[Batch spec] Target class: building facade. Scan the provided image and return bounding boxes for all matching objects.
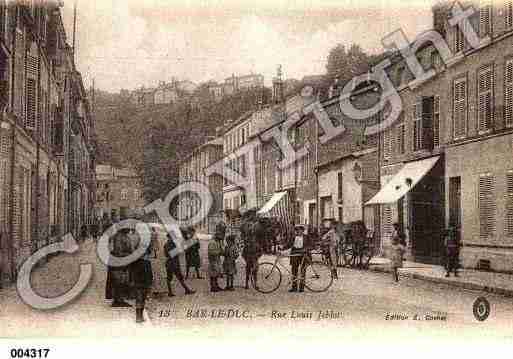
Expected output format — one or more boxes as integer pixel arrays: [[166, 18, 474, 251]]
[[0, 1, 96, 284], [369, 1, 513, 270], [178, 137, 224, 234], [94, 165, 144, 221]]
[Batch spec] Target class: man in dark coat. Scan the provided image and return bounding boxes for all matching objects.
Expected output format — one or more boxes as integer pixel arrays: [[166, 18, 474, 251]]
[[164, 232, 195, 297], [105, 227, 133, 307], [241, 210, 264, 290], [131, 235, 154, 323], [283, 225, 313, 293]]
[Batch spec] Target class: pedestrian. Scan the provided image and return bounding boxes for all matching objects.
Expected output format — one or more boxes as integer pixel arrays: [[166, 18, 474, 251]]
[[392, 223, 406, 246], [164, 232, 195, 297], [130, 232, 154, 323], [149, 227, 167, 296], [106, 226, 132, 307], [185, 227, 203, 279], [223, 235, 239, 291], [444, 224, 460, 277], [283, 225, 312, 293], [390, 235, 406, 283], [208, 222, 226, 292], [321, 219, 339, 279]]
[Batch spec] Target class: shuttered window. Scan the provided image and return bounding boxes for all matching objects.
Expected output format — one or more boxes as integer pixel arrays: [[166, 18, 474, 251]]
[[413, 103, 422, 151], [397, 123, 405, 154], [477, 65, 494, 133], [14, 31, 24, 120], [383, 129, 393, 159], [433, 96, 441, 147], [382, 204, 394, 241], [453, 78, 467, 139], [25, 79, 36, 130], [479, 2, 492, 37], [505, 59, 513, 128], [506, 171, 513, 236], [507, 1, 513, 28], [479, 173, 496, 239], [337, 172, 343, 203], [455, 22, 465, 53]]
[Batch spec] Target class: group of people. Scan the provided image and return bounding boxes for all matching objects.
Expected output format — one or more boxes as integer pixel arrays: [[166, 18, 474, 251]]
[[105, 223, 201, 323]]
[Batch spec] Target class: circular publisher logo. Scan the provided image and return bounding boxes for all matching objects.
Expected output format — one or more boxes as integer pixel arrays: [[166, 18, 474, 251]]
[[473, 297, 490, 322]]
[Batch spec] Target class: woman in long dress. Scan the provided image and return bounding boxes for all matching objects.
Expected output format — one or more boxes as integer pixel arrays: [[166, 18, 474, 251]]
[[149, 227, 168, 296]]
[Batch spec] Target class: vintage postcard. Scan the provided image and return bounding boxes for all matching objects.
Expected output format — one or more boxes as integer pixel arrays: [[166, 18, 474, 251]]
[[1, 0, 513, 355]]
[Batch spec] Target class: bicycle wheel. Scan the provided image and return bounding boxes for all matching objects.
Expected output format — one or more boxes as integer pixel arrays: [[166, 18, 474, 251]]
[[304, 261, 333, 292], [254, 262, 282, 294]]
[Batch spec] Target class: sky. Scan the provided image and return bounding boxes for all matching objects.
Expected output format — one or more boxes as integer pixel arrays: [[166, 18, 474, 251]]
[[61, 0, 437, 93]]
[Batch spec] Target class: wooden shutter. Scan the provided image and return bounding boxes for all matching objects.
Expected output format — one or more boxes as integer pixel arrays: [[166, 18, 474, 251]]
[[507, 2, 513, 28], [422, 96, 434, 150], [14, 31, 24, 120], [396, 123, 405, 154], [506, 171, 513, 236], [413, 103, 422, 151], [25, 78, 36, 130], [337, 172, 343, 203], [453, 78, 467, 139], [479, 174, 496, 239], [505, 60, 513, 128], [433, 96, 441, 147], [478, 66, 494, 133], [479, 3, 492, 36]]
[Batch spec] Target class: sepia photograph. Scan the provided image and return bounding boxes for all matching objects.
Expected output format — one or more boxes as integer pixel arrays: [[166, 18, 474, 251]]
[[1, 0, 513, 355]]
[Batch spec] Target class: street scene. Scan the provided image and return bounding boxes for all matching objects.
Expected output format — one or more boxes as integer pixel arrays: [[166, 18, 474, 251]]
[[1, 0, 513, 346]]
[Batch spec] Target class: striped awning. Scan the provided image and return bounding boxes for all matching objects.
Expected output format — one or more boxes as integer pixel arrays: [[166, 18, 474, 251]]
[[258, 191, 294, 235]]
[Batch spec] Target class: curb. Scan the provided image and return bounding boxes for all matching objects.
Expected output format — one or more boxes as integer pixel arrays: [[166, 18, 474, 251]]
[[368, 265, 513, 298]]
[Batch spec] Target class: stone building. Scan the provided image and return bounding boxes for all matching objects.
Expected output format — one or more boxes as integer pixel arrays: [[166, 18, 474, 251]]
[[178, 137, 224, 234], [367, 1, 513, 270], [94, 165, 144, 221], [0, 1, 96, 284]]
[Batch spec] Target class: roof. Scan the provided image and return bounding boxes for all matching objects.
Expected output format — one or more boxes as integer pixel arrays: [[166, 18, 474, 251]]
[[179, 137, 224, 166]]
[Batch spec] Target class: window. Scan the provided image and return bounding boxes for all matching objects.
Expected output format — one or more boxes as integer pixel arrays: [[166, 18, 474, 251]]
[[383, 129, 393, 159], [121, 189, 128, 201], [26, 79, 37, 130], [507, 1, 513, 28], [507, 171, 513, 236], [433, 96, 441, 147], [397, 123, 405, 154], [133, 189, 140, 200], [453, 77, 467, 139], [477, 65, 494, 133], [505, 59, 513, 128], [413, 103, 422, 151], [455, 20, 466, 53], [479, 173, 496, 239], [479, 2, 492, 37], [337, 172, 343, 203]]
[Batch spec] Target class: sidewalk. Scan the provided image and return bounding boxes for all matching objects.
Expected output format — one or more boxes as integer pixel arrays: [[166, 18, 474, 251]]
[[369, 257, 513, 297]]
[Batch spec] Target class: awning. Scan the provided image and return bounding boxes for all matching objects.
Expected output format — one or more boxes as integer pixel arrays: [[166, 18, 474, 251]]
[[258, 191, 288, 215], [365, 156, 440, 205]]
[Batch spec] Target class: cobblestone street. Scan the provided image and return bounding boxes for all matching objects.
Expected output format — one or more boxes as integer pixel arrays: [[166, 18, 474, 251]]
[[1, 238, 513, 342]]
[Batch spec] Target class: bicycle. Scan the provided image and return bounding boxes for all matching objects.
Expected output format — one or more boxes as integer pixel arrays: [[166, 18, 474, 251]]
[[252, 250, 334, 294], [339, 239, 373, 269]]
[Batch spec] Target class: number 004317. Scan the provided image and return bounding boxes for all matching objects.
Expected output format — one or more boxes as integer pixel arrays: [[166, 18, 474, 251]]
[[10, 349, 50, 358]]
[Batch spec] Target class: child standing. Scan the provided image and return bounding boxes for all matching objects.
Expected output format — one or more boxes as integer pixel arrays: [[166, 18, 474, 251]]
[[390, 236, 406, 282], [223, 235, 239, 291]]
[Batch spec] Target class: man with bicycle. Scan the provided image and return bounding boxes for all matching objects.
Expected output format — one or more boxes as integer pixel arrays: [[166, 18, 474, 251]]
[[281, 225, 312, 293]]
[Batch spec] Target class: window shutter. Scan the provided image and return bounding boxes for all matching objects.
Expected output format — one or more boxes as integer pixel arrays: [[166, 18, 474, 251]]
[[507, 1, 513, 28], [453, 79, 467, 139], [479, 3, 492, 36], [422, 96, 434, 150], [506, 171, 513, 236], [25, 78, 36, 130], [478, 66, 494, 133], [479, 174, 496, 239], [505, 60, 513, 128], [337, 172, 343, 203], [433, 96, 441, 147]]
